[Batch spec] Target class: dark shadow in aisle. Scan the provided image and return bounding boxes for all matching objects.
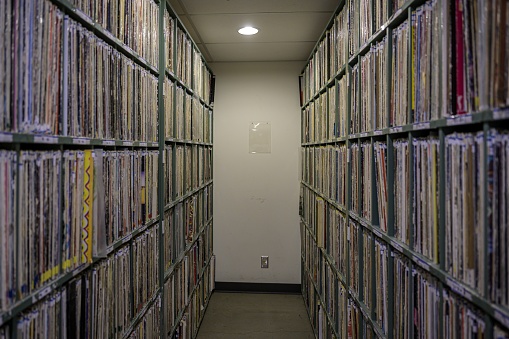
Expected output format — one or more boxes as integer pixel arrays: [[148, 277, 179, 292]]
[[196, 292, 315, 339]]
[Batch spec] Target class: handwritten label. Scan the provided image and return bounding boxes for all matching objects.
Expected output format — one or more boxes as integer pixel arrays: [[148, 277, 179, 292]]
[[106, 245, 114, 254], [495, 310, 509, 329], [374, 130, 383, 136], [139, 142, 147, 147], [102, 140, 115, 146], [392, 241, 403, 253], [413, 256, 430, 271], [73, 138, 90, 145], [447, 115, 472, 126], [494, 109, 509, 120], [34, 136, 58, 144], [123, 141, 134, 146], [0, 134, 13, 142], [39, 286, 52, 299], [447, 277, 467, 298], [413, 122, 430, 130], [360, 132, 368, 138], [390, 126, 403, 133]]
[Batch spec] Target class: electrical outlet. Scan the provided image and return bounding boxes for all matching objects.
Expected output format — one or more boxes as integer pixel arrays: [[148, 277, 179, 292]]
[[261, 256, 269, 268]]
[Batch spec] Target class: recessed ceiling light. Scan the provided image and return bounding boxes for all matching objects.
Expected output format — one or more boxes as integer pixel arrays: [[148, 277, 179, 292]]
[[238, 26, 258, 35]]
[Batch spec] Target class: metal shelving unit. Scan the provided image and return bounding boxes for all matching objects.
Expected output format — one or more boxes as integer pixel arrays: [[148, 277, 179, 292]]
[[0, 0, 215, 337], [299, 0, 509, 338]]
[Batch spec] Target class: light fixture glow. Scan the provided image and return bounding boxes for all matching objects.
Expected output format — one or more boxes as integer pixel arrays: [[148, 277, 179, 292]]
[[238, 26, 258, 35]]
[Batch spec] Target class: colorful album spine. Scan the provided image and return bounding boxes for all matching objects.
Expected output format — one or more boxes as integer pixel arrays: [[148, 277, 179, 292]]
[[454, 0, 467, 114], [82, 150, 93, 264]]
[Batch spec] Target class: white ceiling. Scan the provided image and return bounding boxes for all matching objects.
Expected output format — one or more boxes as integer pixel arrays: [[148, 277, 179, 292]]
[[168, 0, 338, 64]]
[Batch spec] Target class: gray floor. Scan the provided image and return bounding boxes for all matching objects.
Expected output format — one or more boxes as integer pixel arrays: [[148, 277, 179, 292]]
[[196, 292, 315, 339]]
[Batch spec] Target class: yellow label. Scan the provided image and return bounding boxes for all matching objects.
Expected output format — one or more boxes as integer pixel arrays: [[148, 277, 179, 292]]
[[42, 269, 52, 283], [63, 259, 71, 270], [82, 150, 94, 264]]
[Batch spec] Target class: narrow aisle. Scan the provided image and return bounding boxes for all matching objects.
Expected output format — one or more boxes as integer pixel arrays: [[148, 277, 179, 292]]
[[196, 292, 315, 339]]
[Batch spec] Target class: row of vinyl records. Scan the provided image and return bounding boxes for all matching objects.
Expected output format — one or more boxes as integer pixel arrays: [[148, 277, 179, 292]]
[[0, 0, 214, 138], [301, 223, 509, 339], [166, 16, 213, 101], [301, 128, 509, 309], [61, 0, 159, 66], [301, 0, 509, 133], [33, 0, 214, 101], [166, 226, 214, 336], [302, 129, 509, 294], [0, 225, 214, 339], [168, 145, 213, 201], [164, 80, 214, 143], [0, 146, 212, 311]]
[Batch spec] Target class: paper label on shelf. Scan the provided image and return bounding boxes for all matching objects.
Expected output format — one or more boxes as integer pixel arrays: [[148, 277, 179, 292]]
[[494, 109, 509, 120], [390, 126, 403, 133], [34, 136, 58, 144], [495, 310, 509, 329], [124, 45, 135, 56], [152, 142, 158, 147], [75, 9, 92, 24], [73, 266, 84, 277], [413, 122, 430, 130], [349, 134, 355, 139], [392, 241, 403, 253], [0, 134, 13, 142], [39, 286, 52, 300], [1, 311, 11, 323], [372, 228, 382, 238], [374, 130, 383, 136], [123, 141, 134, 146], [73, 138, 90, 145], [102, 140, 115, 146], [139, 142, 147, 147], [413, 256, 430, 271], [102, 28, 116, 42], [360, 132, 368, 138], [447, 277, 467, 298], [447, 115, 472, 126]]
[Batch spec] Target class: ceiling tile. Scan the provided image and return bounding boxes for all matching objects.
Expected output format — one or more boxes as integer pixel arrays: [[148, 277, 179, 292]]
[[173, 0, 337, 14], [177, 16, 203, 44], [196, 43, 214, 62], [206, 42, 316, 62], [167, 0, 186, 15], [191, 12, 332, 43]]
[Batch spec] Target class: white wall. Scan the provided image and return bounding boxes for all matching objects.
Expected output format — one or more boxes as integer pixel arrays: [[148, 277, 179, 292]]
[[210, 61, 302, 284]]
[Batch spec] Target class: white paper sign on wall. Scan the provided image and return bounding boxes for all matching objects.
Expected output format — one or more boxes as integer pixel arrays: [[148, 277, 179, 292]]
[[249, 121, 271, 154]]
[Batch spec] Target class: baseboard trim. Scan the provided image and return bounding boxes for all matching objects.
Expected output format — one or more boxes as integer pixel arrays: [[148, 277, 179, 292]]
[[214, 282, 301, 294]]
